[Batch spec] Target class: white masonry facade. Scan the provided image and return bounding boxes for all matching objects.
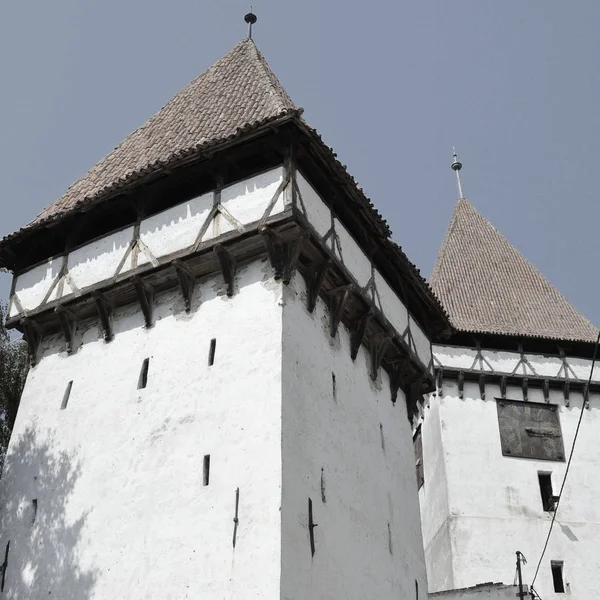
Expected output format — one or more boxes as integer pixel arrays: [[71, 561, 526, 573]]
[[0, 155, 440, 598], [420, 344, 600, 599], [421, 198, 600, 599]]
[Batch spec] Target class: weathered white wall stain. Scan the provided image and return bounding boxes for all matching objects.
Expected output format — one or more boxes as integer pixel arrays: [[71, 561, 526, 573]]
[[281, 271, 428, 600], [10, 258, 63, 317], [68, 226, 136, 291], [333, 216, 371, 287], [420, 371, 600, 599], [374, 271, 410, 339], [1, 260, 284, 599], [297, 171, 330, 238], [138, 193, 213, 266]]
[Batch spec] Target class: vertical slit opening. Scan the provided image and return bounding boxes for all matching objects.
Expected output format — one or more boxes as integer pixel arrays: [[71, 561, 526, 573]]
[[320, 468, 326, 503], [415, 580, 419, 599], [31, 499, 38, 525], [538, 472, 555, 511], [380, 423, 385, 451], [203, 455, 210, 486], [1, 541, 9, 592], [208, 339, 216, 366], [60, 381, 73, 410], [308, 498, 316, 557], [387, 522, 393, 555], [414, 425, 424, 489], [138, 358, 150, 389], [332, 372, 336, 401], [551, 561, 565, 593]]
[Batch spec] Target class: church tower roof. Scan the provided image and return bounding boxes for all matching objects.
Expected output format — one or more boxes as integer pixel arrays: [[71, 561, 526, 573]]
[[431, 198, 598, 343], [0, 33, 450, 339], [32, 38, 297, 228]]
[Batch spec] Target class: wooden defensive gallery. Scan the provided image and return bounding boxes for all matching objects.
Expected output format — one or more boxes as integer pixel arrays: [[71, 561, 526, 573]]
[[0, 18, 598, 600]]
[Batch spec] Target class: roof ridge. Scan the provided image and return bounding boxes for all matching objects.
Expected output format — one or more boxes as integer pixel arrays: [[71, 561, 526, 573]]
[[245, 39, 296, 112]]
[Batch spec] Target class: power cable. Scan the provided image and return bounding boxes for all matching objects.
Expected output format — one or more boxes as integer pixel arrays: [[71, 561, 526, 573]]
[[530, 330, 600, 588]]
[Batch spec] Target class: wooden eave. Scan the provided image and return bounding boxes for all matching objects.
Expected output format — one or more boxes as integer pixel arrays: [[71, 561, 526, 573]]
[[2, 115, 449, 340], [436, 329, 598, 361], [13, 205, 434, 418]]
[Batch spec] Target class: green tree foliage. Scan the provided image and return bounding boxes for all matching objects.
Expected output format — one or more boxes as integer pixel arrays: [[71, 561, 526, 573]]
[[0, 304, 29, 468]]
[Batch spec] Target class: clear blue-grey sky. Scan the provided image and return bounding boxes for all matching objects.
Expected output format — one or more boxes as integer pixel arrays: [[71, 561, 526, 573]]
[[1, 1, 599, 325]]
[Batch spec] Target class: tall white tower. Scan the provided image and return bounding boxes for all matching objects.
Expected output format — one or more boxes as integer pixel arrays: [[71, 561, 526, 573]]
[[420, 197, 600, 599], [0, 31, 449, 599]]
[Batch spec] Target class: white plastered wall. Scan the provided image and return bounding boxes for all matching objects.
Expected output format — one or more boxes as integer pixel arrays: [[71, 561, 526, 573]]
[[418, 396, 454, 592], [280, 270, 428, 600], [0, 259, 284, 600], [421, 347, 600, 599], [3, 162, 436, 598]]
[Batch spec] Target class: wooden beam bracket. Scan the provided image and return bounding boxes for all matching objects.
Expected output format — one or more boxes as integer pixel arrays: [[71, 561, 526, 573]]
[[282, 235, 306, 285], [543, 378, 550, 402], [260, 227, 306, 284], [20, 319, 42, 366], [436, 368, 444, 396], [584, 383, 590, 410], [133, 277, 154, 328], [214, 243, 236, 297], [479, 374, 486, 400], [173, 260, 195, 313], [306, 259, 331, 313], [390, 359, 411, 404], [93, 291, 113, 342], [406, 378, 425, 421], [458, 371, 465, 399], [369, 333, 391, 381], [55, 305, 77, 354], [350, 309, 373, 361], [329, 285, 352, 338]]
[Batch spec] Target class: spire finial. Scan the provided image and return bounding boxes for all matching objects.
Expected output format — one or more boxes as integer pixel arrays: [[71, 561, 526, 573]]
[[451, 147, 465, 199], [244, 8, 257, 39]]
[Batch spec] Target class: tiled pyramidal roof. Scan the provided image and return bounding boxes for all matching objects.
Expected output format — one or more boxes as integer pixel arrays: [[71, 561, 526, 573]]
[[32, 38, 297, 227], [431, 199, 598, 343], [1, 35, 447, 331]]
